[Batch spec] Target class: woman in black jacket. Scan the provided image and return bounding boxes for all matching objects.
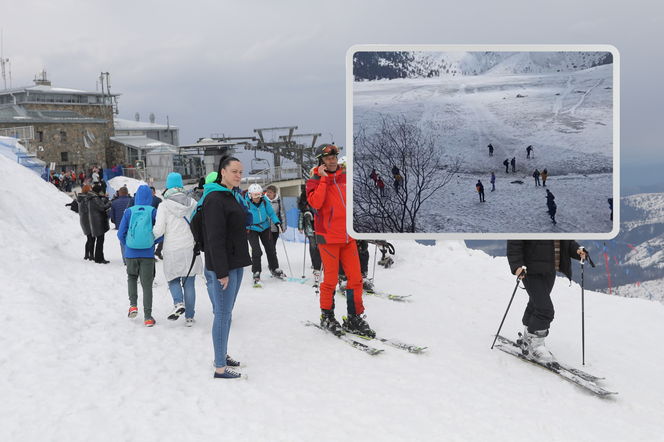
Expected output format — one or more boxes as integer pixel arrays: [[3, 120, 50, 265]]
[[87, 184, 112, 264], [201, 155, 252, 380], [78, 185, 95, 260], [506, 240, 586, 363]]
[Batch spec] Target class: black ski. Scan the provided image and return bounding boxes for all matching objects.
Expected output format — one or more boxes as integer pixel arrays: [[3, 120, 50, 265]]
[[305, 321, 383, 355], [495, 336, 616, 396]]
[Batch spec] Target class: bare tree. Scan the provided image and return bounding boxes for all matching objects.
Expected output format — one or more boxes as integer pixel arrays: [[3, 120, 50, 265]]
[[353, 115, 461, 233]]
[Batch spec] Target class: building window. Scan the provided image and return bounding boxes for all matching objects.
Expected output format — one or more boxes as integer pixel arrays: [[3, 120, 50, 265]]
[[61, 152, 69, 162], [60, 131, 67, 142], [36, 131, 44, 142]]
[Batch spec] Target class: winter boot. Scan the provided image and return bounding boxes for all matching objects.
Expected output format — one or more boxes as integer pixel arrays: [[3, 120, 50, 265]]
[[522, 329, 555, 364], [338, 274, 348, 291], [362, 272, 374, 291], [342, 313, 376, 338], [320, 309, 343, 336], [253, 272, 261, 283], [270, 268, 284, 278]]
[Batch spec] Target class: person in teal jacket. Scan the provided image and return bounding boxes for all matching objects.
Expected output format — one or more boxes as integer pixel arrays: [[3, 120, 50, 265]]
[[245, 183, 283, 282]]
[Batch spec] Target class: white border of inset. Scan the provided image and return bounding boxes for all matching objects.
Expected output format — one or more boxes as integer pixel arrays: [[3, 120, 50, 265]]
[[346, 44, 619, 240]]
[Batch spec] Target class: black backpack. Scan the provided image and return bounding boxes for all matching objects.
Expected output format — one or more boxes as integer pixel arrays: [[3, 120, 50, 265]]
[[189, 205, 205, 255]]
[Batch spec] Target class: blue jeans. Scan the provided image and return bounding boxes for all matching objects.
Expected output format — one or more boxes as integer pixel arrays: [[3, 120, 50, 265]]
[[168, 276, 196, 319], [207, 267, 244, 368]]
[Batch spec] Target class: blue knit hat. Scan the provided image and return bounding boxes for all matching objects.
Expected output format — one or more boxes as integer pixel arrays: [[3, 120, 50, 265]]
[[166, 172, 183, 189]]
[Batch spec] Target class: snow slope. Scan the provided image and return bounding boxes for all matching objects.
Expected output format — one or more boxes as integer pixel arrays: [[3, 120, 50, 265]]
[[352, 64, 614, 235], [2, 154, 663, 442]]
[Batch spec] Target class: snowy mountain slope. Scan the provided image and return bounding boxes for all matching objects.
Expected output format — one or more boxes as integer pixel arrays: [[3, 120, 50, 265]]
[[352, 65, 614, 234], [2, 154, 663, 441]]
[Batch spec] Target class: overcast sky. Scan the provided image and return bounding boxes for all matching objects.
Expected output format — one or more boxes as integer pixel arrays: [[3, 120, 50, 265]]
[[2, 1, 662, 176]]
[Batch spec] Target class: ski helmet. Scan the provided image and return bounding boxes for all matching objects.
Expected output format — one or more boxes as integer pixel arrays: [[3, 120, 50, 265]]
[[338, 156, 347, 165], [248, 183, 263, 195], [315, 143, 339, 160]]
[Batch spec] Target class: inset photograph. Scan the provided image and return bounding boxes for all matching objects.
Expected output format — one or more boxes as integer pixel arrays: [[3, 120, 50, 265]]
[[347, 45, 619, 239]]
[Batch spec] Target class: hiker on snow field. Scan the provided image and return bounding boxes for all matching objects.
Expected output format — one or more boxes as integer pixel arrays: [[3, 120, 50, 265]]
[[200, 155, 252, 379], [118, 184, 163, 327], [533, 169, 541, 186], [306, 143, 375, 338], [153, 172, 203, 327], [503, 158, 510, 173], [511, 157, 516, 172], [245, 183, 284, 284], [476, 180, 485, 202], [506, 240, 586, 363], [541, 168, 548, 187], [546, 189, 556, 225], [490, 172, 496, 191], [526, 145, 533, 159], [488, 143, 494, 156], [78, 184, 95, 261], [110, 186, 131, 265]]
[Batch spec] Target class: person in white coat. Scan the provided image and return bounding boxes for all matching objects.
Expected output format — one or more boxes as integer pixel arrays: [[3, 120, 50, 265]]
[[265, 185, 287, 246], [153, 172, 203, 326]]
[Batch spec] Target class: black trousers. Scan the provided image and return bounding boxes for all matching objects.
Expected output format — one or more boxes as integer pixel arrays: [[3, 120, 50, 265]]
[[308, 237, 322, 271], [249, 229, 279, 273], [94, 234, 106, 262], [85, 235, 96, 259], [522, 272, 556, 332]]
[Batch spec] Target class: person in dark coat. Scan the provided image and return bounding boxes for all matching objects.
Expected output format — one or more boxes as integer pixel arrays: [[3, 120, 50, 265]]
[[200, 155, 252, 379], [88, 184, 112, 264], [488, 143, 494, 156], [476, 180, 485, 202], [506, 240, 586, 363], [110, 186, 132, 265], [608, 198, 613, 221], [510, 157, 516, 172], [503, 158, 509, 173], [78, 185, 94, 260], [526, 145, 533, 158], [533, 169, 541, 186], [546, 189, 556, 224]]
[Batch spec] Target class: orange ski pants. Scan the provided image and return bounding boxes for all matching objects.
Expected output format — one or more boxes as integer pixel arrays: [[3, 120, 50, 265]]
[[318, 240, 364, 315]]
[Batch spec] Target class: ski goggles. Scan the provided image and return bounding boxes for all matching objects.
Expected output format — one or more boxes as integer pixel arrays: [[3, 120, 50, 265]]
[[317, 144, 339, 158]]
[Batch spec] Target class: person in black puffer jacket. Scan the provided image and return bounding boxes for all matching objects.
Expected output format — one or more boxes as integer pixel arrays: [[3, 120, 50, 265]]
[[87, 184, 112, 264], [506, 240, 586, 363]]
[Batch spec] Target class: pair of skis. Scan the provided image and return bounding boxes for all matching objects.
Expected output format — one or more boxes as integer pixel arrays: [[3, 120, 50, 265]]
[[494, 335, 617, 396], [305, 320, 426, 354], [253, 274, 309, 288]]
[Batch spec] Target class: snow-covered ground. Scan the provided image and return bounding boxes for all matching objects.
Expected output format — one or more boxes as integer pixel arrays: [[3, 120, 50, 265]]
[[352, 63, 614, 235], [3, 153, 664, 442]]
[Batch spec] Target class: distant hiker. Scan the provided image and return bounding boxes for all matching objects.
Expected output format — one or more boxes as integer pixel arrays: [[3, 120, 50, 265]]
[[533, 169, 541, 186], [394, 177, 401, 193], [118, 184, 163, 327], [476, 180, 485, 202], [548, 202, 557, 224], [488, 143, 494, 156], [541, 169, 548, 187], [490, 172, 496, 191], [507, 240, 587, 363], [503, 158, 510, 173], [377, 176, 385, 197], [526, 145, 533, 159], [370, 169, 378, 183], [608, 198, 613, 221], [546, 189, 555, 207], [511, 157, 516, 172], [392, 165, 401, 178]]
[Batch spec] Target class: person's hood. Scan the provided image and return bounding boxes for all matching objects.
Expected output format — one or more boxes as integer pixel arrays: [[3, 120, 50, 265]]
[[135, 185, 153, 206], [163, 193, 194, 216]]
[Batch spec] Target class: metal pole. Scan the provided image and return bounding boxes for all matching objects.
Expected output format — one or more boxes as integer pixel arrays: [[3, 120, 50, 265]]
[[278, 225, 293, 277], [582, 258, 586, 366], [302, 235, 307, 278], [491, 267, 526, 350]]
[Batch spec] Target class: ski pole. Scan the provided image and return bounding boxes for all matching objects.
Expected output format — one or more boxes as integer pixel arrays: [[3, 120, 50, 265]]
[[579, 247, 595, 366], [372, 243, 379, 280], [302, 235, 307, 279], [491, 266, 526, 350], [278, 225, 293, 277]]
